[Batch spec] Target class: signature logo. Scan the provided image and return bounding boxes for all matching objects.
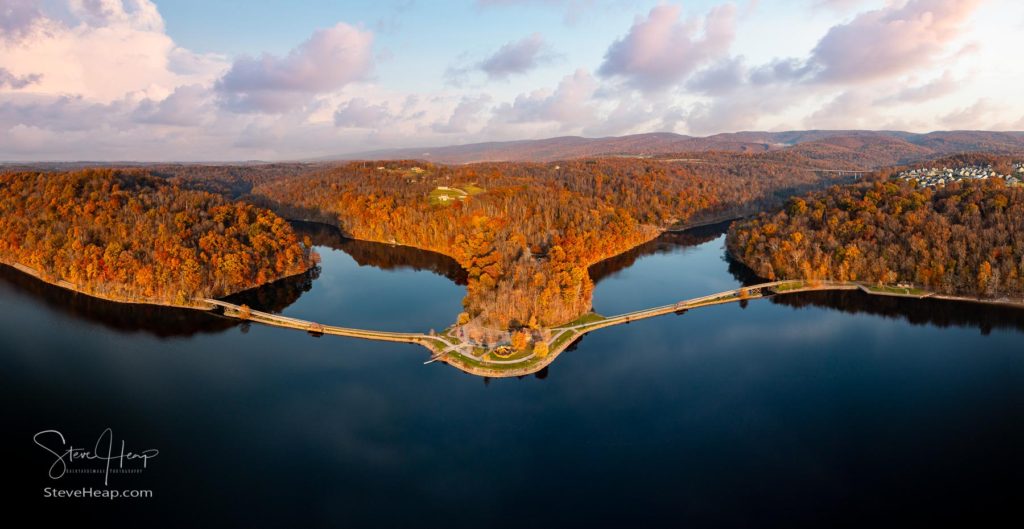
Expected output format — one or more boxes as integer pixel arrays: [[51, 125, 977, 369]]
[[33, 428, 159, 486]]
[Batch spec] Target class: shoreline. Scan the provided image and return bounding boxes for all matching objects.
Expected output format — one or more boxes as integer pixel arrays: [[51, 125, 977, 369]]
[[5, 223, 1024, 380], [0, 259, 316, 312], [436, 279, 1024, 378]]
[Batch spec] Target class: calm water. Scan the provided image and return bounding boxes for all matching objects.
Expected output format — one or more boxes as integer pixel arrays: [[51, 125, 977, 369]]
[[2, 222, 1022, 528]]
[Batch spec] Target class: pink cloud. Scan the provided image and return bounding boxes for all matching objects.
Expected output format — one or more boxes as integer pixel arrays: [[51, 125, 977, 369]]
[[812, 0, 868, 11], [68, 0, 164, 31], [493, 68, 597, 125], [687, 57, 745, 94], [133, 84, 210, 127], [809, 0, 984, 83], [598, 4, 736, 92], [333, 97, 394, 128], [216, 23, 374, 113], [881, 71, 958, 104], [479, 33, 553, 79], [475, 0, 597, 25], [433, 95, 492, 133], [0, 1, 225, 102], [0, 0, 42, 41], [0, 67, 41, 89]]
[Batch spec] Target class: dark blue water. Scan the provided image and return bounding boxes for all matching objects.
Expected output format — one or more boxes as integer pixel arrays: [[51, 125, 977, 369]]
[[2, 222, 1022, 528]]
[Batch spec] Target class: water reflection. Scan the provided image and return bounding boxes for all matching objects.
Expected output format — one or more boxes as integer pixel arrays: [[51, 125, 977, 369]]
[[772, 290, 1024, 335], [293, 221, 467, 285], [0, 221, 467, 338], [721, 242, 1024, 335], [3, 216, 1023, 342], [0, 264, 234, 338], [592, 219, 1024, 336], [589, 220, 728, 284], [224, 267, 320, 313]]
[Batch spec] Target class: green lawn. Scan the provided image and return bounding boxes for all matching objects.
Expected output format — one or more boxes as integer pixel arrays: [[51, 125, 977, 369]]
[[773, 280, 808, 292], [865, 284, 929, 296], [463, 183, 486, 195], [449, 349, 538, 372], [560, 312, 606, 328], [428, 185, 486, 206], [485, 347, 533, 362], [548, 330, 577, 352]]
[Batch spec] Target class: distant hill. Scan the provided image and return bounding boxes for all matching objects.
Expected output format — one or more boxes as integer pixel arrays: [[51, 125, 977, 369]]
[[331, 130, 1024, 168]]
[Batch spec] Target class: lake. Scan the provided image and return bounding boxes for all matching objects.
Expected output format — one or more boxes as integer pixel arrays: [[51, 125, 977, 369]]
[[2, 221, 1022, 528]]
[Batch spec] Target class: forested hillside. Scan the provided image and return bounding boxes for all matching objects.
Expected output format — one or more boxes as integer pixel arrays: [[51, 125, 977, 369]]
[[0, 169, 313, 305], [728, 179, 1024, 298], [249, 156, 844, 329], [334, 130, 1024, 166]]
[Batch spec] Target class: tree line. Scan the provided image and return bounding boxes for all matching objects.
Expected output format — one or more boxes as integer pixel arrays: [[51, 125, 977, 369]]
[[728, 178, 1024, 298], [0, 169, 314, 305], [242, 155, 846, 329]]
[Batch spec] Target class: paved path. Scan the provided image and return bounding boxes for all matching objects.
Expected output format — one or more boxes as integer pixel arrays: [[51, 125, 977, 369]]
[[201, 298, 447, 349], [199, 279, 980, 377]]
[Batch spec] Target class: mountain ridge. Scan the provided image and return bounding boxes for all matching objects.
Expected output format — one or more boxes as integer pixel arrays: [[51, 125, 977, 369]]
[[327, 130, 1024, 168]]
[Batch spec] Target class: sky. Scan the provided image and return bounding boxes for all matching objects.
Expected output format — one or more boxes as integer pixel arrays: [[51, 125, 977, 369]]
[[1, 0, 1023, 161]]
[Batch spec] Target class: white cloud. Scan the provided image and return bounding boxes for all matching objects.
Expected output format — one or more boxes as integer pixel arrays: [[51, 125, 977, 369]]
[[0, 0, 226, 102], [598, 4, 736, 92], [333, 97, 394, 128], [492, 68, 597, 126], [479, 33, 554, 79], [432, 95, 492, 133], [215, 23, 375, 113], [1, 0, 1023, 161], [0, 68, 41, 89]]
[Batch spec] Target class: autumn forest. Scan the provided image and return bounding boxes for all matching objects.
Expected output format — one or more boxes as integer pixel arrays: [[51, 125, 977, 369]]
[[2, 147, 1023, 330], [0, 169, 313, 306]]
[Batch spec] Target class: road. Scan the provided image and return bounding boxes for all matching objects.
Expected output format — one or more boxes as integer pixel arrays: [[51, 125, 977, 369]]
[[199, 279, 964, 378]]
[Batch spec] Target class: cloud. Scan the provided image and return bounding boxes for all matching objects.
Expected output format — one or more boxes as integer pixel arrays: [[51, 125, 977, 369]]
[[940, 98, 1002, 130], [1, 0, 1022, 160], [67, 0, 164, 31], [475, 0, 597, 25], [0, 94, 129, 133], [216, 23, 374, 113], [0, 0, 42, 41], [333, 97, 394, 128], [749, 58, 815, 85], [0, 0, 226, 102], [687, 57, 745, 94], [492, 68, 597, 126], [432, 95, 492, 133], [445, 33, 556, 85], [804, 90, 876, 129], [0, 68, 41, 89], [880, 71, 958, 104], [806, 0, 983, 84], [812, 0, 867, 11], [598, 4, 736, 92], [669, 0, 990, 135], [479, 33, 553, 79], [582, 95, 660, 136], [132, 84, 211, 126]]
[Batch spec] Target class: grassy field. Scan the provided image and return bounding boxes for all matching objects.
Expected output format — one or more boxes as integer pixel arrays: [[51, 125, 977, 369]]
[[560, 312, 606, 328], [485, 347, 534, 362], [449, 349, 538, 372], [428, 184, 485, 206], [548, 330, 578, 352], [773, 280, 808, 292], [864, 284, 930, 296]]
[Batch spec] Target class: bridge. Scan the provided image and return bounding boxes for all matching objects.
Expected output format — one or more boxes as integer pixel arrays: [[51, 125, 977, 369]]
[[566, 280, 860, 333], [198, 279, 937, 378], [201, 298, 447, 349]]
